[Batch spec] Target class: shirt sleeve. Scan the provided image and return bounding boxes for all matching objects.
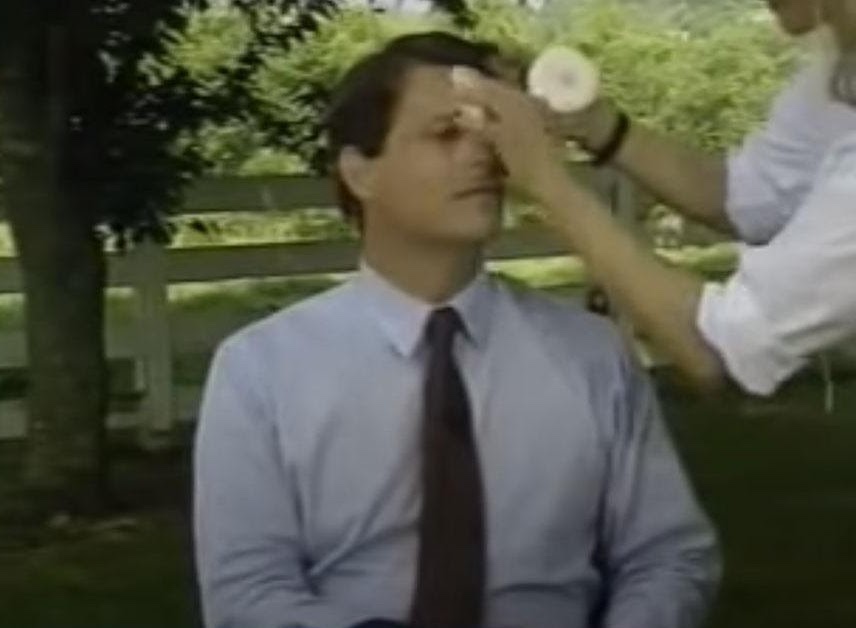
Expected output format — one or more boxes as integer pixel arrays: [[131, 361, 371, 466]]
[[725, 60, 835, 244], [699, 135, 856, 395], [194, 337, 362, 628], [599, 358, 722, 628], [725, 132, 800, 245], [697, 276, 805, 396]]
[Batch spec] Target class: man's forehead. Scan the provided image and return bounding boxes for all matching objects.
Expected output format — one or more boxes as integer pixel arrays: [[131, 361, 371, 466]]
[[395, 65, 460, 123]]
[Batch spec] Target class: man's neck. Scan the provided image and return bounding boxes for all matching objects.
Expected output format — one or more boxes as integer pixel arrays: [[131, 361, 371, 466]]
[[362, 237, 483, 305]]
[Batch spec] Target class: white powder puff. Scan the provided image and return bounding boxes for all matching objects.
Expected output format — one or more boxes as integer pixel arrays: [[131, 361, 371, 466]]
[[527, 46, 600, 113]]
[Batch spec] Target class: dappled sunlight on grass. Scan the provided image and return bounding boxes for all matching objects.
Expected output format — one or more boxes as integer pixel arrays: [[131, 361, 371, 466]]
[[0, 224, 15, 257]]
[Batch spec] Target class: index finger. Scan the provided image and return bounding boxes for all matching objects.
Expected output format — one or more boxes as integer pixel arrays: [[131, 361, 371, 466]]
[[450, 66, 515, 109], [453, 66, 559, 136]]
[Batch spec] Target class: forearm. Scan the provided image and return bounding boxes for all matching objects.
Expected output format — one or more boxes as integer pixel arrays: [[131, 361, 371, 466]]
[[195, 343, 361, 628], [534, 170, 725, 389], [600, 541, 719, 628], [615, 124, 731, 234], [600, 568, 717, 628], [598, 371, 721, 628], [200, 576, 358, 628], [196, 489, 361, 628], [575, 103, 732, 234]]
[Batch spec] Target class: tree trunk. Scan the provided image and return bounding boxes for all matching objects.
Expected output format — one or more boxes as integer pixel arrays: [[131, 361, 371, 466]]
[[0, 7, 109, 515]]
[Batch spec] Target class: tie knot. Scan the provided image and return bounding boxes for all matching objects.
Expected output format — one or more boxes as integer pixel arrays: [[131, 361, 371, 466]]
[[425, 307, 464, 349]]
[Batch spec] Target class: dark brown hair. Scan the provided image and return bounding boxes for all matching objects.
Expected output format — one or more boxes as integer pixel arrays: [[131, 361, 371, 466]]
[[325, 32, 501, 225]]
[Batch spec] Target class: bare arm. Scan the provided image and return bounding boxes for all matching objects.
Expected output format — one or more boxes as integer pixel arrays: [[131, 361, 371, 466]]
[[564, 101, 733, 235], [535, 171, 726, 389], [453, 70, 727, 389]]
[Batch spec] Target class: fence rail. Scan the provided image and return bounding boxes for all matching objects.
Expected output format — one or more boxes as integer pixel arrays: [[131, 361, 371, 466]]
[[0, 170, 637, 443]]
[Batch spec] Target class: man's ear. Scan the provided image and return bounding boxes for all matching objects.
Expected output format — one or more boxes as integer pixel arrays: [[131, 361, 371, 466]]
[[337, 146, 377, 205]]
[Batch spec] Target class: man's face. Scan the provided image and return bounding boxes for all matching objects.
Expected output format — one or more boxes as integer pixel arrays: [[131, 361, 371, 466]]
[[766, 0, 821, 35], [361, 65, 505, 247]]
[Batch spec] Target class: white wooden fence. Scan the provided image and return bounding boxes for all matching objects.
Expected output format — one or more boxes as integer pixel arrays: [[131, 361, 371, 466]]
[[0, 169, 638, 444]]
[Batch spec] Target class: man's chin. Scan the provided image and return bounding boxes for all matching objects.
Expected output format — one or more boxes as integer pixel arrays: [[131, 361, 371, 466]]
[[453, 194, 504, 218], [420, 197, 503, 245], [454, 220, 502, 246], [427, 219, 501, 248], [774, 12, 820, 37]]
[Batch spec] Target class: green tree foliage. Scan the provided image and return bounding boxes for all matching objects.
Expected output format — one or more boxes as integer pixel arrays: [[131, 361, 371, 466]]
[[470, 0, 797, 150], [172, 7, 451, 175], [175, 0, 795, 175], [0, 0, 337, 513]]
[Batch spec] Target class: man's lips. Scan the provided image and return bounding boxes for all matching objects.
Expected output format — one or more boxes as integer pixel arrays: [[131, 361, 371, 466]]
[[453, 184, 503, 199]]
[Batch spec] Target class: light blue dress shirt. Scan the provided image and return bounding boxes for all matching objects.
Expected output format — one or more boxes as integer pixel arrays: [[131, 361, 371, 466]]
[[194, 264, 721, 628]]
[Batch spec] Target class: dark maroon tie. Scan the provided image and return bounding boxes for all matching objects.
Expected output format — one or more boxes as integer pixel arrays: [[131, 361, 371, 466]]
[[409, 307, 486, 628]]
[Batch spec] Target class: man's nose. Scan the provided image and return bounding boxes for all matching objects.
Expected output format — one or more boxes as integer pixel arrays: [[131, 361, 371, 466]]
[[456, 131, 504, 177]]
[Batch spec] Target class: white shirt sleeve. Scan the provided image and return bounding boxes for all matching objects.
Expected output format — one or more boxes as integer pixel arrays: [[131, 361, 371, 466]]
[[725, 58, 855, 244], [699, 134, 856, 395]]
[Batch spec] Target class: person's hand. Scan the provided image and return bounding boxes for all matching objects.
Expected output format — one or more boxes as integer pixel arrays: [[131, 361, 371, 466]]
[[451, 66, 569, 200]]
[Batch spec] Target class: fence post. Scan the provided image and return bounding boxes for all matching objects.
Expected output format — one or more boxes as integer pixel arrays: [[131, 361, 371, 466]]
[[132, 239, 173, 449]]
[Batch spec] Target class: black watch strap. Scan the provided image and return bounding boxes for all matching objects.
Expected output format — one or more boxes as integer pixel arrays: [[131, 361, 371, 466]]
[[591, 111, 630, 167]]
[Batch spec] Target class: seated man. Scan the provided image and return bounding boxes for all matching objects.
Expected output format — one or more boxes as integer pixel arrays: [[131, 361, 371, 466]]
[[193, 32, 721, 628]]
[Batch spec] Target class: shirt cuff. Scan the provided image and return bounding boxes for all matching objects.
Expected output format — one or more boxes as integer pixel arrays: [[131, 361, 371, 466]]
[[697, 277, 805, 396]]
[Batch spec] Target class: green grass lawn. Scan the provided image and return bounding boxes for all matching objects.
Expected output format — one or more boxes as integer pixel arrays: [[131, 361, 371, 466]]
[[661, 375, 856, 628], [0, 512, 196, 628]]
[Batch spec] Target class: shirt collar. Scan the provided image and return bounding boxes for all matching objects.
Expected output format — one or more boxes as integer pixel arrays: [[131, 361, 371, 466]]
[[356, 261, 494, 358]]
